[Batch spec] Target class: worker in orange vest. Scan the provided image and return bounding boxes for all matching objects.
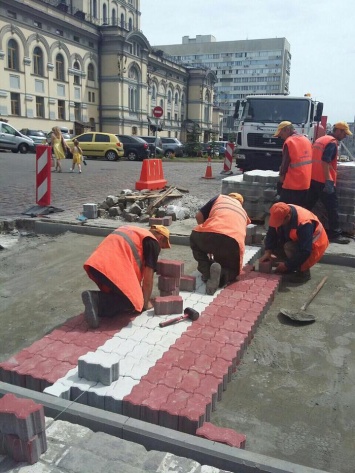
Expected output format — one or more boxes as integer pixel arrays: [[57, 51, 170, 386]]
[[306, 121, 352, 244], [274, 121, 312, 207], [259, 202, 329, 283], [82, 225, 171, 328], [190, 193, 251, 295]]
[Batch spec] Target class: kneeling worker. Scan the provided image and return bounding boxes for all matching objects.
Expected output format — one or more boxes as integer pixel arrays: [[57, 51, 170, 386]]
[[190, 193, 250, 294], [259, 203, 329, 283], [82, 224, 171, 328]]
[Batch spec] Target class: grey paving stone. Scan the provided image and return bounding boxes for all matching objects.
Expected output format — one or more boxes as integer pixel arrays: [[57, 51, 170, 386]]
[[45, 420, 93, 445], [143, 451, 201, 472], [81, 431, 147, 467], [55, 446, 110, 473]]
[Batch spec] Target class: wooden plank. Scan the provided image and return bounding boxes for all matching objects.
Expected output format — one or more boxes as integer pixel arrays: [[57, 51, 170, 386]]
[[147, 186, 176, 214]]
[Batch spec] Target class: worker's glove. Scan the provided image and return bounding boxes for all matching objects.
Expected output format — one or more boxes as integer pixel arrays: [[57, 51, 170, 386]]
[[323, 179, 335, 194], [274, 262, 288, 274]]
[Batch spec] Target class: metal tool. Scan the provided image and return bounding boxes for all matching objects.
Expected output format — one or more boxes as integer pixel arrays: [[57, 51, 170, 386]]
[[280, 276, 328, 322], [159, 307, 199, 328]]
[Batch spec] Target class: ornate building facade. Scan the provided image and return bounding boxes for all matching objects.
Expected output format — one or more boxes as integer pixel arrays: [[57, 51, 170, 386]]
[[0, 0, 219, 140]]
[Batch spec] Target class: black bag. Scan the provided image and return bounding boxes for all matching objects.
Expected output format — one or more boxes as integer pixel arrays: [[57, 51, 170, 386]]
[[65, 148, 73, 160]]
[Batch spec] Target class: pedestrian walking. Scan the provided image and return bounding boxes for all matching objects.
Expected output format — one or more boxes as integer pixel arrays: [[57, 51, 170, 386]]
[[273, 121, 312, 207], [306, 122, 352, 244], [82, 225, 171, 328], [70, 139, 83, 173], [51, 126, 70, 173], [190, 193, 250, 295]]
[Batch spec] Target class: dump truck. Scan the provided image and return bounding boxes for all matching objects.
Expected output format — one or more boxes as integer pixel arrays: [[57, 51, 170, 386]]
[[233, 94, 325, 171]]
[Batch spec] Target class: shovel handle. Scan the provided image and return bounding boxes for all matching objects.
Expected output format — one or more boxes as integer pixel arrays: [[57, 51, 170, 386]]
[[301, 276, 328, 311]]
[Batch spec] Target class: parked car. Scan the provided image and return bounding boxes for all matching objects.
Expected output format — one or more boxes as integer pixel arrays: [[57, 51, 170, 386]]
[[137, 135, 163, 157], [66, 132, 124, 161], [0, 121, 35, 153], [19, 129, 47, 148], [161, 137, 185, 157], [116, 135, 150, 161]]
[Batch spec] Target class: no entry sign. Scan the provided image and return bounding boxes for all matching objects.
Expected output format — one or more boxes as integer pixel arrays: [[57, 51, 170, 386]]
[[153, 106, 163, 118]]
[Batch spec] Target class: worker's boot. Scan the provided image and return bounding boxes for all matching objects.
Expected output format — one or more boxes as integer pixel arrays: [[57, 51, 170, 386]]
[[206, 262, 221, 295], [82, 290, 100, 328], [282, 269, 311, 283]]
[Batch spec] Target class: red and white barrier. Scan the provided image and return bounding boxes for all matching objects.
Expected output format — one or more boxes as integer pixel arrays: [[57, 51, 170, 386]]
[[36, 145, 52, 206], [221, 142, 234, 174]]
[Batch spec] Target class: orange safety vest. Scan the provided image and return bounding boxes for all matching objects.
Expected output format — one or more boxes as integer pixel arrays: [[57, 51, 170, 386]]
[[193, 195, 251, 271], [282, 134, 312, 190], [311, 135, 338, 184], [288, 205, 329, 271], [84, 226, 158, 312]]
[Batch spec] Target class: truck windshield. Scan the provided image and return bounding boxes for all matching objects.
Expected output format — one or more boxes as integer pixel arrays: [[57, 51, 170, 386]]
[[242, 98, 310, 124]]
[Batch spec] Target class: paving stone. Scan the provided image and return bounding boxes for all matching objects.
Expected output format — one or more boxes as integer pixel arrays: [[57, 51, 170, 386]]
[[143, 451, 201, 472], [179, 275, 196, 292], [153, 295, 184, 315], [196, 422, 246, 449], [157, 259, 184, 277], [56, 446, 110, 473], [2, 431, 47, 465], [78, 351, 120, 385]]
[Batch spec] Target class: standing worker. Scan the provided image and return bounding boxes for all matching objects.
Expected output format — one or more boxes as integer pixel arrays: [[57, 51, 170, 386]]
[[82, 225, 171, 328], [190, 193, 250, 295], [259, 202, 329, 283], [274, 121, 313, 207], [306, 122, 352, 244]]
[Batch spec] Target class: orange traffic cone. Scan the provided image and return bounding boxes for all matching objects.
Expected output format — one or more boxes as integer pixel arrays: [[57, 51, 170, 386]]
[[202, 156, 215, 179]]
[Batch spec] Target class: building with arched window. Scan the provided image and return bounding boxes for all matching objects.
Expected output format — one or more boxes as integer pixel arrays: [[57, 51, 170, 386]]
[[0, 0, 220, 140]]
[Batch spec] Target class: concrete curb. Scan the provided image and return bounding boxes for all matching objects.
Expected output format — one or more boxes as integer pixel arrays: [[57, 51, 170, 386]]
[[0, 383, 327, 473]]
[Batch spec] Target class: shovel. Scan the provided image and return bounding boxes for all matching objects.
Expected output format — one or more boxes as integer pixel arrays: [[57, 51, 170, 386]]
[[280, 276, 328, 322]]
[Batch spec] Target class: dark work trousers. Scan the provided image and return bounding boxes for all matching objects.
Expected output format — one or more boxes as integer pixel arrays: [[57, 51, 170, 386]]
[[306, 180, 341, 237], [279, 188, 309, 207], [88, 267, 136, 317], [190, 230, 240, 285]]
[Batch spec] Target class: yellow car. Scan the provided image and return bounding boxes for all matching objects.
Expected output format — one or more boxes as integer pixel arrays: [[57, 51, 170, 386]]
[[67, 132, 124, 161]]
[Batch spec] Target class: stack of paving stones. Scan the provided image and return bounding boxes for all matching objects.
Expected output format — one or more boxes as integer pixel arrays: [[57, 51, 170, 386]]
[[331, 162, 355, 234], [221, 170, 279, 222], [0, 394, 47, 464], [0, 248, 281, 451]]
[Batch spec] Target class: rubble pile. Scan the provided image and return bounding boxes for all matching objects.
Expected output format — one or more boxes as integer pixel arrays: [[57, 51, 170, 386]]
[[221, 170, 279, 222], [95, 186, 206, 223]]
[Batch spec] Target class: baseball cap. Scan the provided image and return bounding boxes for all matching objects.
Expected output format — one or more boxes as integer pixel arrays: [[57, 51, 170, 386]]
[[150, 225, 171, 248], [333, 122, 352, 136], [273, 121, 292, 137], [228, 193, 244, 204], [269, 203, 291, 228]]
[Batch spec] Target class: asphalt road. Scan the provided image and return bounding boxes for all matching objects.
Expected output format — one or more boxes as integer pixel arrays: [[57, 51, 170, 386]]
[[0, 151, 224, 218]]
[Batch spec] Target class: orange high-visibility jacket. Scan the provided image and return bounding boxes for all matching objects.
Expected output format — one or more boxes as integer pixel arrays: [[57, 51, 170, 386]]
[[288, 205, 329, 271], [84, 226, 158, 312], [311, 135, 338, 184], [193, 195, 251, 271], [282, 134, 312, 190]]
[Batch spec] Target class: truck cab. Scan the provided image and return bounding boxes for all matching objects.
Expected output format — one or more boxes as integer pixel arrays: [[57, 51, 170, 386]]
[[234, 94, 324, 171]]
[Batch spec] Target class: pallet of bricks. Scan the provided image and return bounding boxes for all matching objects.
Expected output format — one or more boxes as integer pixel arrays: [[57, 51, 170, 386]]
[[221, 170, 279, 226]]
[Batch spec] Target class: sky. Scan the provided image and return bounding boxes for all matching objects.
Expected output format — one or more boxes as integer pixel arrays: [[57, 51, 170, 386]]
[[140, 0, 355, 124]]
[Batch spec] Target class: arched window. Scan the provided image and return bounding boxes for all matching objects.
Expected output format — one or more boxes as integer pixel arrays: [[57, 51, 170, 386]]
[[73, 60, 80, 85], [174, 92, 179, 105], [88, 63, 95, 81], [167, 90, 172, 104], [33, 46, 44, 76], [112, 8, 116, 25], [55, 53, 65, 81], [181, 94, 185, 106], [120, 13, 125, 28], [92, 0, 97, 18], [160, 99, 164, 109], [8, 39, 19, 71], [128, 18, 133, 31], [128, 66, 139, 112], [103, 3, 108, 24], [151, 84, 156, 100]]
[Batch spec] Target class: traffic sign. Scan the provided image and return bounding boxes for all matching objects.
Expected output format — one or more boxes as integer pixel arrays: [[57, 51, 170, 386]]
[[153, 106, 163, 118]]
